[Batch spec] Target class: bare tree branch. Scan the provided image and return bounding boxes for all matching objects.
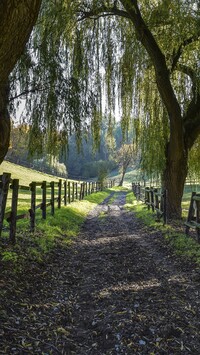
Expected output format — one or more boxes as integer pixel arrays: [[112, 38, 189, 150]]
[[78, 4, 130, 21], [9, 86, 48, 101], [171, 33, 200, 72]]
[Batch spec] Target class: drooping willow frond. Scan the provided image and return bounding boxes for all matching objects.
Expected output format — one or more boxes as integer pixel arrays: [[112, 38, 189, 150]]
[[9, 0, 200, 166]]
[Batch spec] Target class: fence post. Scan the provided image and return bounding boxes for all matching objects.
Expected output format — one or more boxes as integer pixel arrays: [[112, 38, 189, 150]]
[[64, 180, 67, 206], [163, 189, 167, 225], [9, 179, 19, 244], [72, 182, 75, 202], [0, 173, 11, 236], [58, 179, 62, 208], [30, 182, 36, 232], [138, 183, 141, 200], [82, 182, 85, 199], [80, 183, 84, 200], [154, 188, 159, 218], [75, 182, 78, 199], [150, 187, 154, 212], [50, 181, 55, 215], [68, 181, 71, 204], [145, 187, 150, 210], [196, 199, 200, 242], [41, 181, 46, 219]]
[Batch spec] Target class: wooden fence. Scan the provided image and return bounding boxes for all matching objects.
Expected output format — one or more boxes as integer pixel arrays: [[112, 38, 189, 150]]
[[132, 183, 167, 225], [185, 192, 200, 241], [133, 182, 200, 242], [0, 173, 115, 244]]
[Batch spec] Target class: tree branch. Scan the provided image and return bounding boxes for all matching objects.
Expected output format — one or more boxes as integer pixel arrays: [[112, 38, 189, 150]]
[[171, 33, 200, 72], [176, 64, 197, 95], [183, 91, 200, 149], [120, 0, 183, 132], [78, 4, 131, 21], [184, 111, 200, 149], [9, 86, 48, 101]]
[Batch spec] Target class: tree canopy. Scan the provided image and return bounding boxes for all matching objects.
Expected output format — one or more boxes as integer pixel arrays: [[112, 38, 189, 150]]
[[1, 0, 200, 218], [10, 1, 200, 147]]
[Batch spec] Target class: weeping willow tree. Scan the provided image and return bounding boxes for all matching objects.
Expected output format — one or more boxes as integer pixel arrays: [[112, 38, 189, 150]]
[[71, 0, 200, 219], [1, 0, 200, 219]]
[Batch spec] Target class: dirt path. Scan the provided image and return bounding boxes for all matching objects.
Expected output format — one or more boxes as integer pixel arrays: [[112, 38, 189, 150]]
[[1, 191, 200, 354]]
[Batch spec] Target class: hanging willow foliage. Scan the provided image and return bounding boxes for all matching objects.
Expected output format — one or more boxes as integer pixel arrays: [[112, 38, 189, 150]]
[[136, 68, 169, 178], [188, 135, 200, 180], [8, 0, 200, 173]]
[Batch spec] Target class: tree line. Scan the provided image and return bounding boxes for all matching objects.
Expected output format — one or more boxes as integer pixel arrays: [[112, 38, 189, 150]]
[[7, 121, 136, 186]]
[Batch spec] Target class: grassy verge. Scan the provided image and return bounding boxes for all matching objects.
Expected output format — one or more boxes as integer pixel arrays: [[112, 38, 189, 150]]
[[0, 189, 112, 266], [125, 191, 200, 265], [0, 161, 65, 185]]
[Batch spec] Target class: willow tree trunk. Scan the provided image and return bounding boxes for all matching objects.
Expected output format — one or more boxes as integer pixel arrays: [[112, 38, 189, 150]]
[[0, 0, 42, 164], [0, 82, 10, 164], [162, 146, 188, 219]]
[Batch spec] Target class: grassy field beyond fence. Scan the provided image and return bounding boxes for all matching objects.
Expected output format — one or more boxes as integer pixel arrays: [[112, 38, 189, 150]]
[[0, 165, 113, 263]]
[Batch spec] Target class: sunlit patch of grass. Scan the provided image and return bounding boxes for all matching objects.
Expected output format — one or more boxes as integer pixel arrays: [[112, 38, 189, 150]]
[[133, 203, 167, 230], [0, 189, 112, 265], [84, 190, 112, 204], [107, 193, 117, 205], [1, 251, 18, 262], [165, 233, 200, 264], [125, 191, 136, 205], [111, 186, 129, 191], [0, 161, 64, 185], [0, 161, 113, 265], [99, 211, 107, 219]]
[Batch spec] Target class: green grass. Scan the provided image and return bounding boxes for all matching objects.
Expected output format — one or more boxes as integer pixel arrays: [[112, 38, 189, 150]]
[[110, 165, 200, 212], [0, 161, 114, 266], [125, 191, 200, 264], [1, 159, 200, 266], [0, 189, 112, 265], [0, 161, 64, 185]]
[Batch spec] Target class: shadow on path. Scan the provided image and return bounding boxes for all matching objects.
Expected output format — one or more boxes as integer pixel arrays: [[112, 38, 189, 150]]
[[1, 191, 200, 354]]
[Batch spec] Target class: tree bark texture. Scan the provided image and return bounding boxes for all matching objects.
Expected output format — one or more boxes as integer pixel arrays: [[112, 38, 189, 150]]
[[162, 146, 188, 219], [0, 0, 42, 164]]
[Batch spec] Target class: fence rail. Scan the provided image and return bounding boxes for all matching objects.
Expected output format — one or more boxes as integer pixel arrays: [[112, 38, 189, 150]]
[[132, 183, 167, 225], [133, 182, 200, 243], [0, 173, 115, 244]]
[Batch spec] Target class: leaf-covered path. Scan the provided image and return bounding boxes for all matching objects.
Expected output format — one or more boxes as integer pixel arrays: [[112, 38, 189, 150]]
[[1, 191, 200, 354]]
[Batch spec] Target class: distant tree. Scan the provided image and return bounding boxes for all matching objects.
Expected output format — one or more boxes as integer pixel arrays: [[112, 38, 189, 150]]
[[116, 144, 135, 186], [7, 124, 30, 164], [64, 128, 118, 179], [33, 155, 67, 177]]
